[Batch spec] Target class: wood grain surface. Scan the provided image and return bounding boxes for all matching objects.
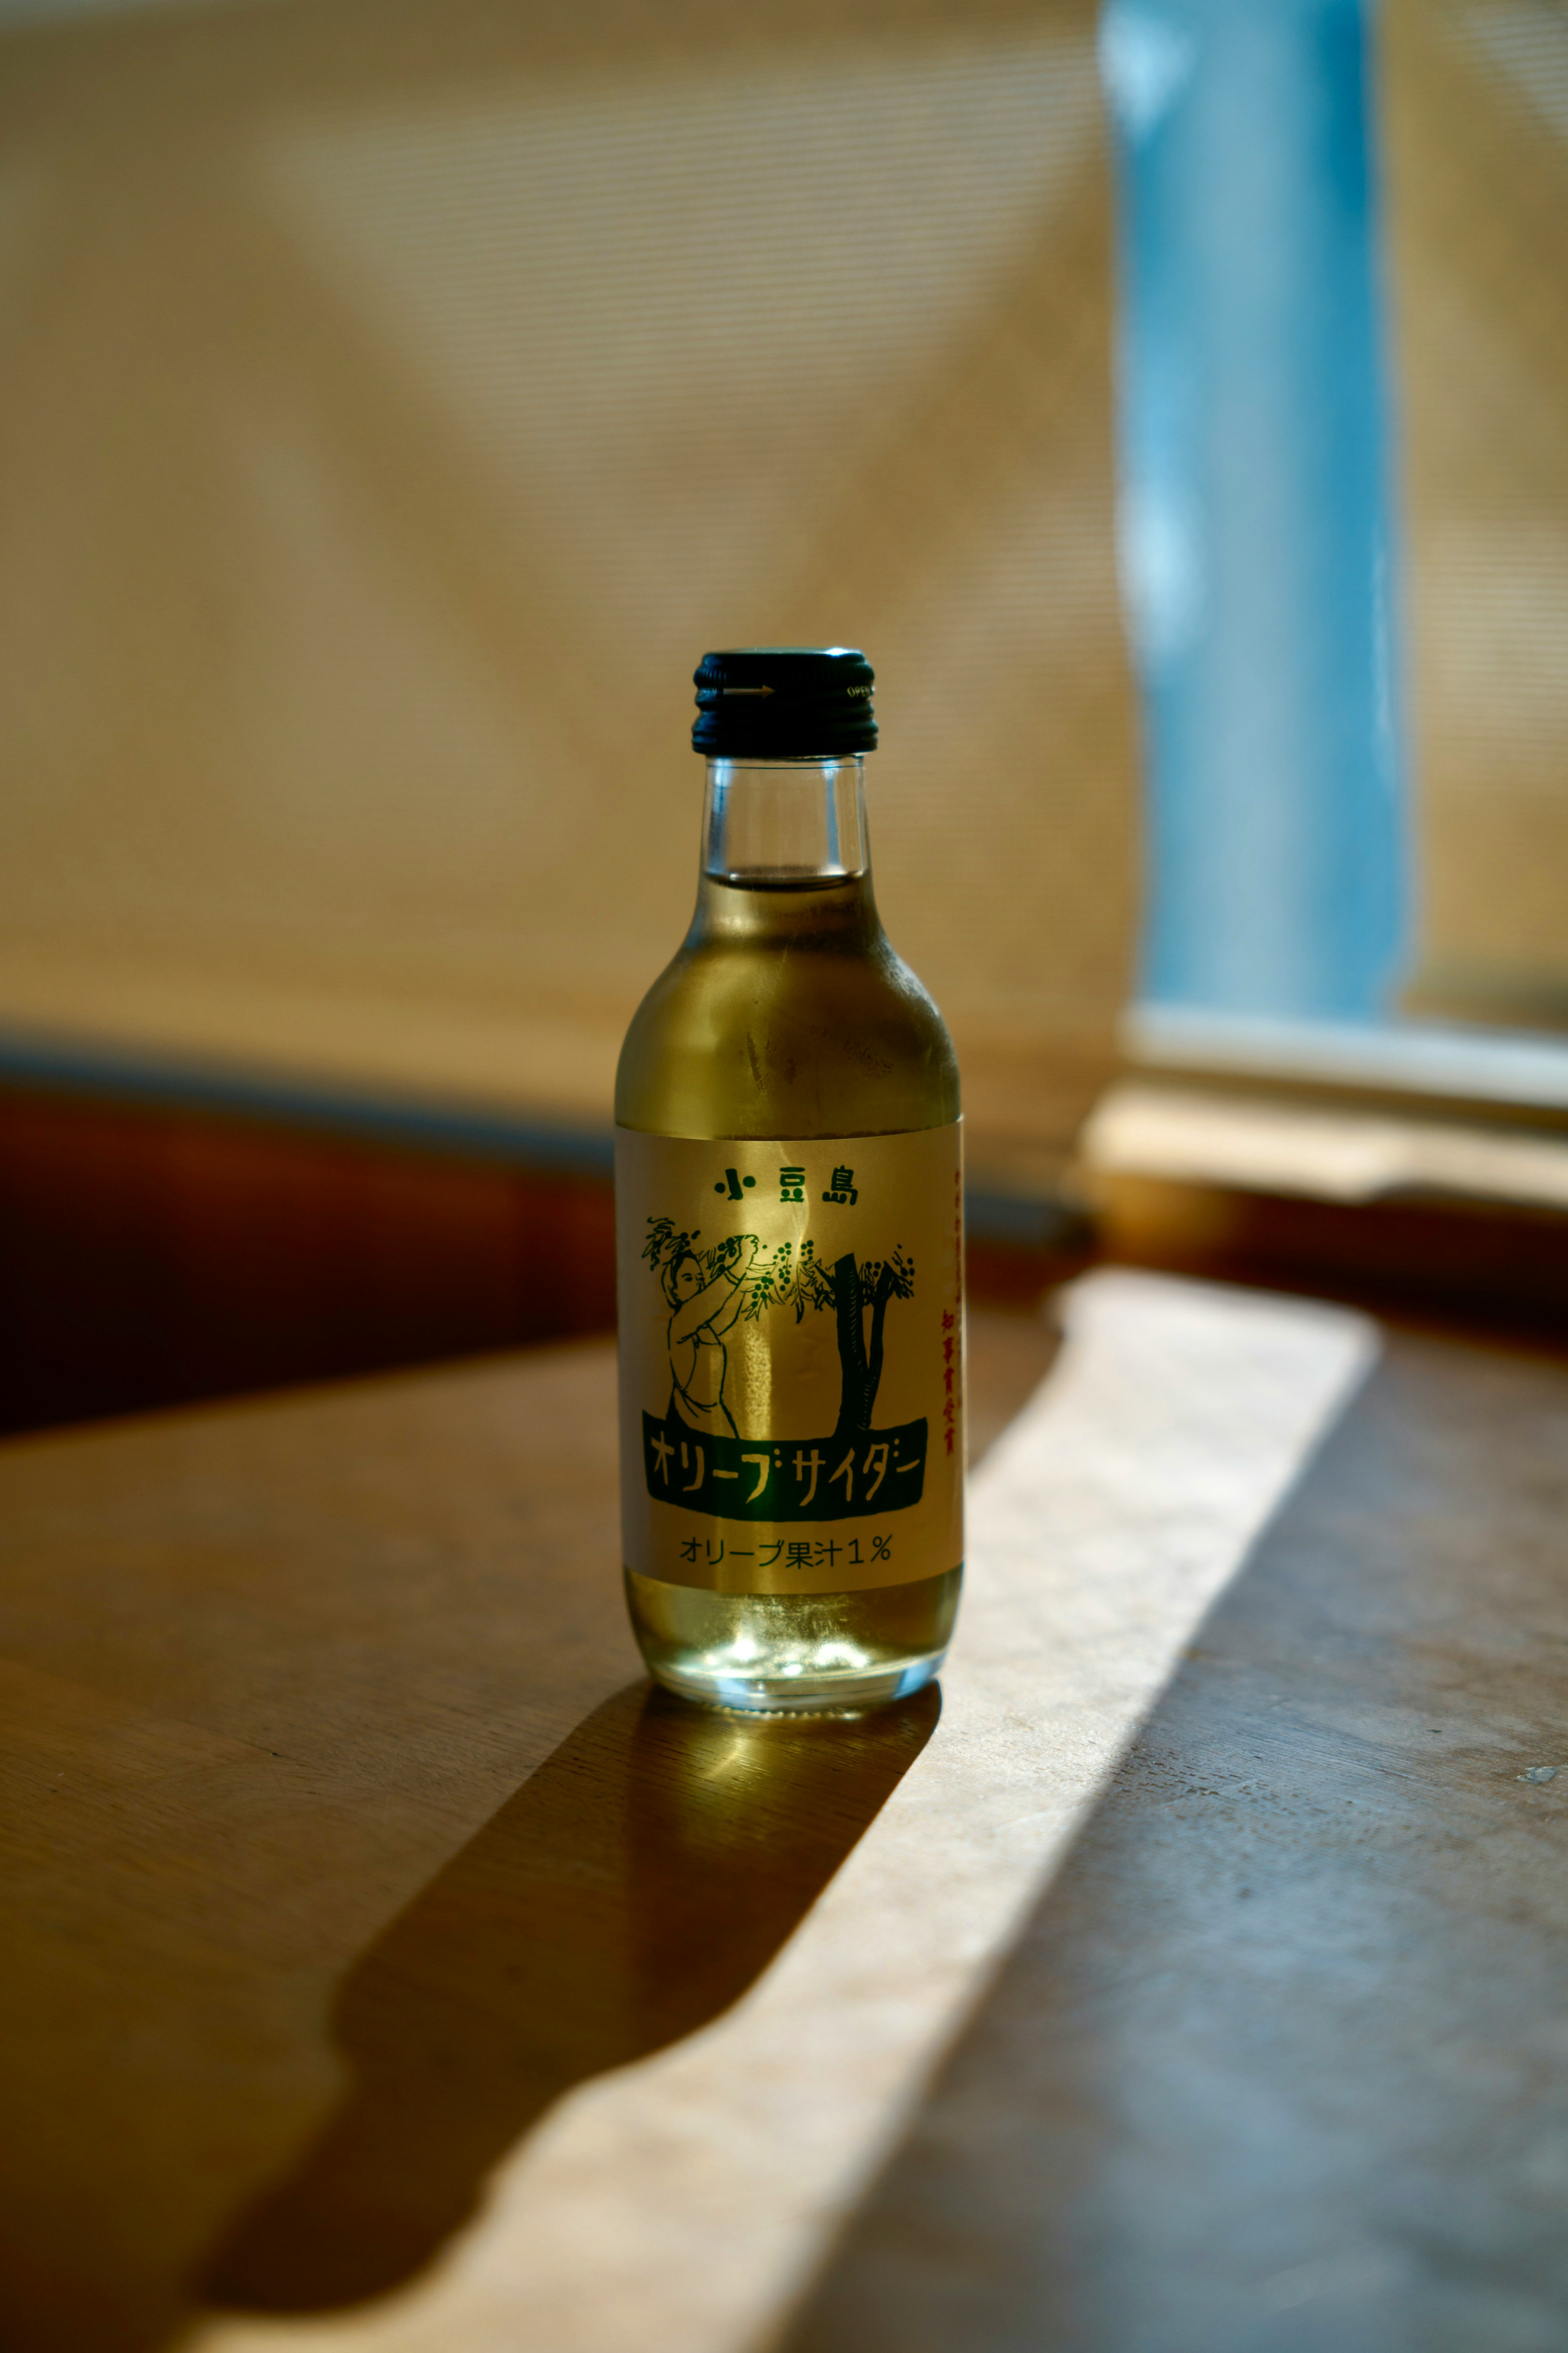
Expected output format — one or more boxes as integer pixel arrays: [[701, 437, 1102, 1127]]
[[0, 1307, 1051, 2353], [5, 1303, 1565, 2353], [784, 1323, 1568, 2353]]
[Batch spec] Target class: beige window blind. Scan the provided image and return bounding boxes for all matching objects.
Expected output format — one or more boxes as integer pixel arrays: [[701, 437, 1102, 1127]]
[[0, 0, 1136, 1188], [1383, 0, 1568, 1035]]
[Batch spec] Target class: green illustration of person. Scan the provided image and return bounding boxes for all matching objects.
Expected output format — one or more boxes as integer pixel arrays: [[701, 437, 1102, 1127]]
[[660, 1232, 758, 1438]]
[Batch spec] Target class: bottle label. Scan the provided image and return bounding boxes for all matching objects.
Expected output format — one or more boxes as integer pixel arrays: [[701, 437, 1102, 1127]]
[[615, 1123, 964, 1595]]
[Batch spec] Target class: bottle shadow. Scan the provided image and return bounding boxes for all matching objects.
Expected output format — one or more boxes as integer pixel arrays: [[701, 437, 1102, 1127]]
[[200, 1678, 939, 2317]]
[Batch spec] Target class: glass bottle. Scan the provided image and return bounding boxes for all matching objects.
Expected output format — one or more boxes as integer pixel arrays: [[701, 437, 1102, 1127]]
[[615, 648, 963, 1714]]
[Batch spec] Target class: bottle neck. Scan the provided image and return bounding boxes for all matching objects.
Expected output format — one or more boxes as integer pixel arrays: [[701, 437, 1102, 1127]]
[[694, 756, 877, 940]]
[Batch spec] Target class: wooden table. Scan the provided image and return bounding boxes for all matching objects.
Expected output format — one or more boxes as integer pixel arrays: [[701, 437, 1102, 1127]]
[[790, 1309, 1568, 2353], [2, 1295, 1566, 2353]]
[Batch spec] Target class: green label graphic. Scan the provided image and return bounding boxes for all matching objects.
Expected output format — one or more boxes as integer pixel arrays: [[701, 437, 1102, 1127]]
[[616, 1125, 964, 1596], [641, 1408, 927, 1519]]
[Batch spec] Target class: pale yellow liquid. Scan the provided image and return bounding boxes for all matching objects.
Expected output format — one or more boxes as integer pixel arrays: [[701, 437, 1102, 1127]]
[[616, 869, 962, 1714]]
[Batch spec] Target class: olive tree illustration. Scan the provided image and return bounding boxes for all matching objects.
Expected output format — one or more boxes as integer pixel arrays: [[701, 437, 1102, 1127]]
[[642, 1217, 714, 1285], [740, 1239, 915, 1436]]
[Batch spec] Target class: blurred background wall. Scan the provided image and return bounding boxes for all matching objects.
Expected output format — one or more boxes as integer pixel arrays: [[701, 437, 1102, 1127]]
[[1, 0, 1566, 1429], [0, 0, 1137, 1190], [1383, 0, 1568, 1033]]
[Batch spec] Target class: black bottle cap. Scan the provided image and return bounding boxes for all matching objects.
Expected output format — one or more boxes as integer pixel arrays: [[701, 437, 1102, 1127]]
[[692, 647, 877, 758]]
